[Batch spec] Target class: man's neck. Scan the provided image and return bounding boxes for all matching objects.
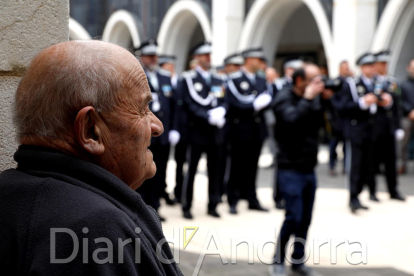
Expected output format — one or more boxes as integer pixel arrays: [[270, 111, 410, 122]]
[[196, 65, 209, 73], [292, 86, 303, 98], [243, 66, 255, 75]]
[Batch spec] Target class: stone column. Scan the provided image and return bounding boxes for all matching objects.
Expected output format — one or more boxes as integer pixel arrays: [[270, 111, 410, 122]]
[[0, 0, 69, 171], [211, 0, 245, 67], [332, 0, 378, 75]]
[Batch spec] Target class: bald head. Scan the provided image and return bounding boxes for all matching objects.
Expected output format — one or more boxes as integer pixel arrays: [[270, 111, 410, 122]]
[[266, 67, 279, 83], [14, 40, 147, 141], [14, 40, 163, 188]]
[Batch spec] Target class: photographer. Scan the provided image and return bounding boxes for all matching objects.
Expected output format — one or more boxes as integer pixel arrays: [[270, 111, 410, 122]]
[[269, 64, 329, 276]]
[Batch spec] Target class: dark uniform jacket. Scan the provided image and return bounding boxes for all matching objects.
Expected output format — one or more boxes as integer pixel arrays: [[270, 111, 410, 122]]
[[273, 88, 324, 173], [400, 77, 414, 117], [225, 70, 268, 142], [180, 69, 227, 145], [373, 75, 400, 137], [0, 146, 182, 275], [335, 76, 376, 144], [146, 69, 175, 145]]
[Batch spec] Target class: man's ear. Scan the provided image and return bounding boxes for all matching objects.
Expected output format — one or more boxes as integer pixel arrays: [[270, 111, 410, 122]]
[[74, 106, 105, 156]]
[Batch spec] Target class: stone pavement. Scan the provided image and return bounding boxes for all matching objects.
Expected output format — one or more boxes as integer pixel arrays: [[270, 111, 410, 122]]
[[159, 144, 414, 276]]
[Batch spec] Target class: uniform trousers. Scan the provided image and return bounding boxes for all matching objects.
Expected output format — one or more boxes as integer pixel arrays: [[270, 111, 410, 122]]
[[345, 138, 376, 201], [137, 144, 170, 211], [373, 134, 398, 196], [174, 142, 188, 202], [181, 143, 221, 212], [227, 140, 263, 206]]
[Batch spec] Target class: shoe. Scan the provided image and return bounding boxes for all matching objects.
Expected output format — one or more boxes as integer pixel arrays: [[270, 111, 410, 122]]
[[398, 165, 406, 175], [268, 264, 286, 276], [369, 194, 380, 202], [183, 210, 193, 219], [349, 199, 369, 213], [207, 209, 221, 218], [229, 205, 237, 214], [390, 193, 405, 201], [329, 169, 336, 177], [291, 265, 322, 276], [275, 200, 285, 210], [249, 203, 269, 212], [158, 214, 166, 222], [163, 194, 176, 206]]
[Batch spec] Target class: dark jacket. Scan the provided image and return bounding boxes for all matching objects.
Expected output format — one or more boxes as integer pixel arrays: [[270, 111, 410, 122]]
[[334, 76, 376, 144], [400, 77, 414, 117], [181, 69, 227, 145], [146, 69, 176, 146], [273, 88, 324, 173], [225, 70, 268, 142], [0, 146, 182, 276]]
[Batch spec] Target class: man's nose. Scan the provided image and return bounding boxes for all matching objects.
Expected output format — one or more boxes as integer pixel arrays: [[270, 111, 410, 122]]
[[150, 113, 164, 137]]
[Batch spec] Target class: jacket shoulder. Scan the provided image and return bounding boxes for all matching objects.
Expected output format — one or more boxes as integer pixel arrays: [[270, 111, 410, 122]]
[[228, 71, 242, 79], [182, 70, 197, 79], [158, 68, 172, 78]]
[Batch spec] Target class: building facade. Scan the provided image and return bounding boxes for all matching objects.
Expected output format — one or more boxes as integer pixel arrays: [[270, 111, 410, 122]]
[[69, 0, 413, 79]]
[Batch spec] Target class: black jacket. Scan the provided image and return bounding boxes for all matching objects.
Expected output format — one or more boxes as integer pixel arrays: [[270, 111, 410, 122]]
[[273, 88, 324, 173], [180, 69, 227, 145], [225, 70, 268, 142], [0, 146, 182, 276], [400, 77, 414, 117], [334, 76, 376, 143]]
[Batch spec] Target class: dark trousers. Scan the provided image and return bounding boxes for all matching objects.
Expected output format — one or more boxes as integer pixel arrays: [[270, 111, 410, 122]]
[[174, 142, 188, 201], [274, 169, 316, 266], [273, 169, 283, 204], [346, 139, 376, 200], [137, 144, 170, 211], [373, 134, 398, 196], [227, 140, 263, 206], [181, 143, 220, 211]]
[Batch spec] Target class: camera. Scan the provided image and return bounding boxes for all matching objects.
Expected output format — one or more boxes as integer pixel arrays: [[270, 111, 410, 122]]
[[321, 76, 343, 92]]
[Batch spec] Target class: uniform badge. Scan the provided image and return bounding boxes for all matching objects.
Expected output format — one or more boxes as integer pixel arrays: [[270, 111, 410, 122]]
[[194, 82, 203, 92], [211, 86, 224, 98], [357, 85, 365, 95], [390, 82, 397, 92], [162, 85, 172, 97], [240, 81, 249, 90]]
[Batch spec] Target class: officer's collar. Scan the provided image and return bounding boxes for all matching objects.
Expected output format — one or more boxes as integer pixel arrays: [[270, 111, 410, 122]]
[[195, 65, 211, 79], [241, 66, 256, 80]]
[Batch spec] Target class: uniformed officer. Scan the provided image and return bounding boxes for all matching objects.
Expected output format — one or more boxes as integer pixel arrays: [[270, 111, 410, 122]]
[[158, 55, 187, 203], [224, 53, 244, 75], [337, 53, 392, 213], [180, 41, 227, 219], [225, 47, 272, 214], [371, 50, 405, 201], [275, 59, 305, 90], [134, 40, 180, 220]]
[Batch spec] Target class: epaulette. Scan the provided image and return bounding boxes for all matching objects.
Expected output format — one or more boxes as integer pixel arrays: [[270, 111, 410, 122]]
[[182, 70, 197, 79], [158, 68, 172, 77], [228, 71, 242, 79]]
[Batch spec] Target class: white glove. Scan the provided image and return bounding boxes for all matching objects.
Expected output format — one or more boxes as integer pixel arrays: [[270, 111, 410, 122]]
[[151, 93, 161, 113], [216, 117, 226, 129], [253, 93, 272, 112], [395, 129, 405, 141], [208, 106, 227, 118], [168, 130, 181, 146]]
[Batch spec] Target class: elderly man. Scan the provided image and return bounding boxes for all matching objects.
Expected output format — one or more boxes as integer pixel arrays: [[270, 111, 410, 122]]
[[0, 41, 181, 275]]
